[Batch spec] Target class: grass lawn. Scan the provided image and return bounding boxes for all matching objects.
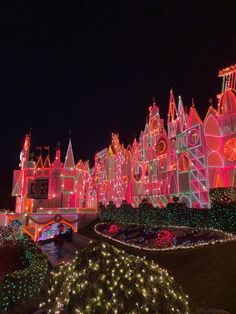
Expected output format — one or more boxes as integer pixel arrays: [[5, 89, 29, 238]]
[[0, 243, 24, 284], [80, 220, 236, 313]]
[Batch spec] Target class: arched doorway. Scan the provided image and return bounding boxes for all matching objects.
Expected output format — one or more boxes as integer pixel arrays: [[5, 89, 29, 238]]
[[37, 222, 74, 242], [179, 195, 191, 208]]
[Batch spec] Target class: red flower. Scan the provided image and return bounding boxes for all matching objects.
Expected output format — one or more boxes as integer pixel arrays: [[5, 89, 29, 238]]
[[155, 230, 174, 247], [108, 224, 119, 234]]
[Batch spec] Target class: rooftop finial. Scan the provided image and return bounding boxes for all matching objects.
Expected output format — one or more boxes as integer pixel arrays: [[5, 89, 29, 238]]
[[208, 98, 213, 106], [191, 98, 195, 107]]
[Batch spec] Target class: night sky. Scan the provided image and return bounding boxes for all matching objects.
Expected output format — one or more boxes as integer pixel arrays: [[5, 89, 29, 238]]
[[0, 1, 236, 207]]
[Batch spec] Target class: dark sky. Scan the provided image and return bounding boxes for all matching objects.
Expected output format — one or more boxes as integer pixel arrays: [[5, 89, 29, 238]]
[[0, 1, 236, 200]]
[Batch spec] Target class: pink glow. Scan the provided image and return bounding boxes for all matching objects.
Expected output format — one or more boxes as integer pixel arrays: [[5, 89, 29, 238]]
[[108, 224, 119, 234], [155, 230, 175, 247], [12, 65, 236, 211]]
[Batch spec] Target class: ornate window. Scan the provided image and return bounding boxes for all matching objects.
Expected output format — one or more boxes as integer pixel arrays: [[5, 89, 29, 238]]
[[224, 138, 236, 161]]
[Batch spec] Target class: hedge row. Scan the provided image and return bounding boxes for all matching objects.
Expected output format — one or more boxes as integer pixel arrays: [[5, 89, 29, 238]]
[[0, 235, 49, 311], [99, 201, 236, 232]]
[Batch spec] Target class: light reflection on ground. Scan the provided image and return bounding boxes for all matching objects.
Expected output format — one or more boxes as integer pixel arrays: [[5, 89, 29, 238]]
[[40, 240, 75, 266]]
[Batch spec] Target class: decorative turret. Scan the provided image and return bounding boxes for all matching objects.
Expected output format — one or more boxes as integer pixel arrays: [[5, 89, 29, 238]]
[[167, 89, 178, 138], [52, 143, 63, 169], [168, 89, 178, 122], [176, 96, 188, 133], [148, 97, 164, 134], [20, 133, 31, 170], [188, 100, 203, 127], [219, 64, 236, 92], [111, 133, 120, 154], [62, 138, 76, 207], [64, 138, 75, 169], [217, 65, 236, 115]]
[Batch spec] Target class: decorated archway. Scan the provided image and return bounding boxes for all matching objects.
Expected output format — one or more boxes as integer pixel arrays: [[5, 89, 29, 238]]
[[36, 221, 75, 242]]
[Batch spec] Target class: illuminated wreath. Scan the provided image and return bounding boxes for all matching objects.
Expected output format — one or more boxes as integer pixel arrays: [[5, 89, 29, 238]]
[[224, 138, 236, 161], [156, 138, 167, 155]]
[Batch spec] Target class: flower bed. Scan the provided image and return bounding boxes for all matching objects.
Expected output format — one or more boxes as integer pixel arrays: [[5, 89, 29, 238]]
[[95, 223, 236, 252]]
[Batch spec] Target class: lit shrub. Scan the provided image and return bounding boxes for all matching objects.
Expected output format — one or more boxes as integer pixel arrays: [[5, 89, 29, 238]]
[[41, 241, 189, 314]]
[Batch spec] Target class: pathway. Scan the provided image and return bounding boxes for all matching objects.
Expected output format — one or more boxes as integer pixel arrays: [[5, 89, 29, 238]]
[[40, 233, 92, 267]]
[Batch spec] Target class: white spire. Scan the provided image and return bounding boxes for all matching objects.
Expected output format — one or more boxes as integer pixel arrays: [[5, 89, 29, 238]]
[[64, 138, 75, 168]]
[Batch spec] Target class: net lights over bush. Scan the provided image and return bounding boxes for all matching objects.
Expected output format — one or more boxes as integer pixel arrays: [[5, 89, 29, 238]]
[[40, 241, 189, 314], [0, 235, 48, 311]]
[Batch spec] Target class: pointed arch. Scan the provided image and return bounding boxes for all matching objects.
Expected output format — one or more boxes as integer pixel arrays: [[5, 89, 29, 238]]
[[207, 152, 223, 167]]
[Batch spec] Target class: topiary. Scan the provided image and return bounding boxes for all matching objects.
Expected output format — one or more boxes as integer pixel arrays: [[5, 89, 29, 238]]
[[41, 241, 189, 314]]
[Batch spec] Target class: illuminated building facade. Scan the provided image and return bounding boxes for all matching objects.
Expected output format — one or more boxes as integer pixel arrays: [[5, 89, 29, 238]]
[[12, 65, 236, 211], [12, 138, 97, 214]]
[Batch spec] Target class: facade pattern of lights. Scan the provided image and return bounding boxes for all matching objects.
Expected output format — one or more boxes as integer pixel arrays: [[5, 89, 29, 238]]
[[11, 65, 236, 212]]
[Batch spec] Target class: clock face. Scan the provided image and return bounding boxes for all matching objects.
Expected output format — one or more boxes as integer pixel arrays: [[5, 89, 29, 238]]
[[133, 164, 142, 182], [64, 178, 74, 191], [156, 138, 167, 156], [224, 138, 236, 161], [188, 128, 200, 146]]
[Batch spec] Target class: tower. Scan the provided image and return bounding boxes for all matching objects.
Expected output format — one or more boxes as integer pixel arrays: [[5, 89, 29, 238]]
[[167, 89, 178, 139], [62, 139, 76, 207], [20, 133, 31, 170], [12, 134, 33, 213], [50, 144, 63, 207], [187, 103, 210, 208], [213, 65, 236, 188], [176, 96, 188, 133], [219, 64, 236, 93]]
